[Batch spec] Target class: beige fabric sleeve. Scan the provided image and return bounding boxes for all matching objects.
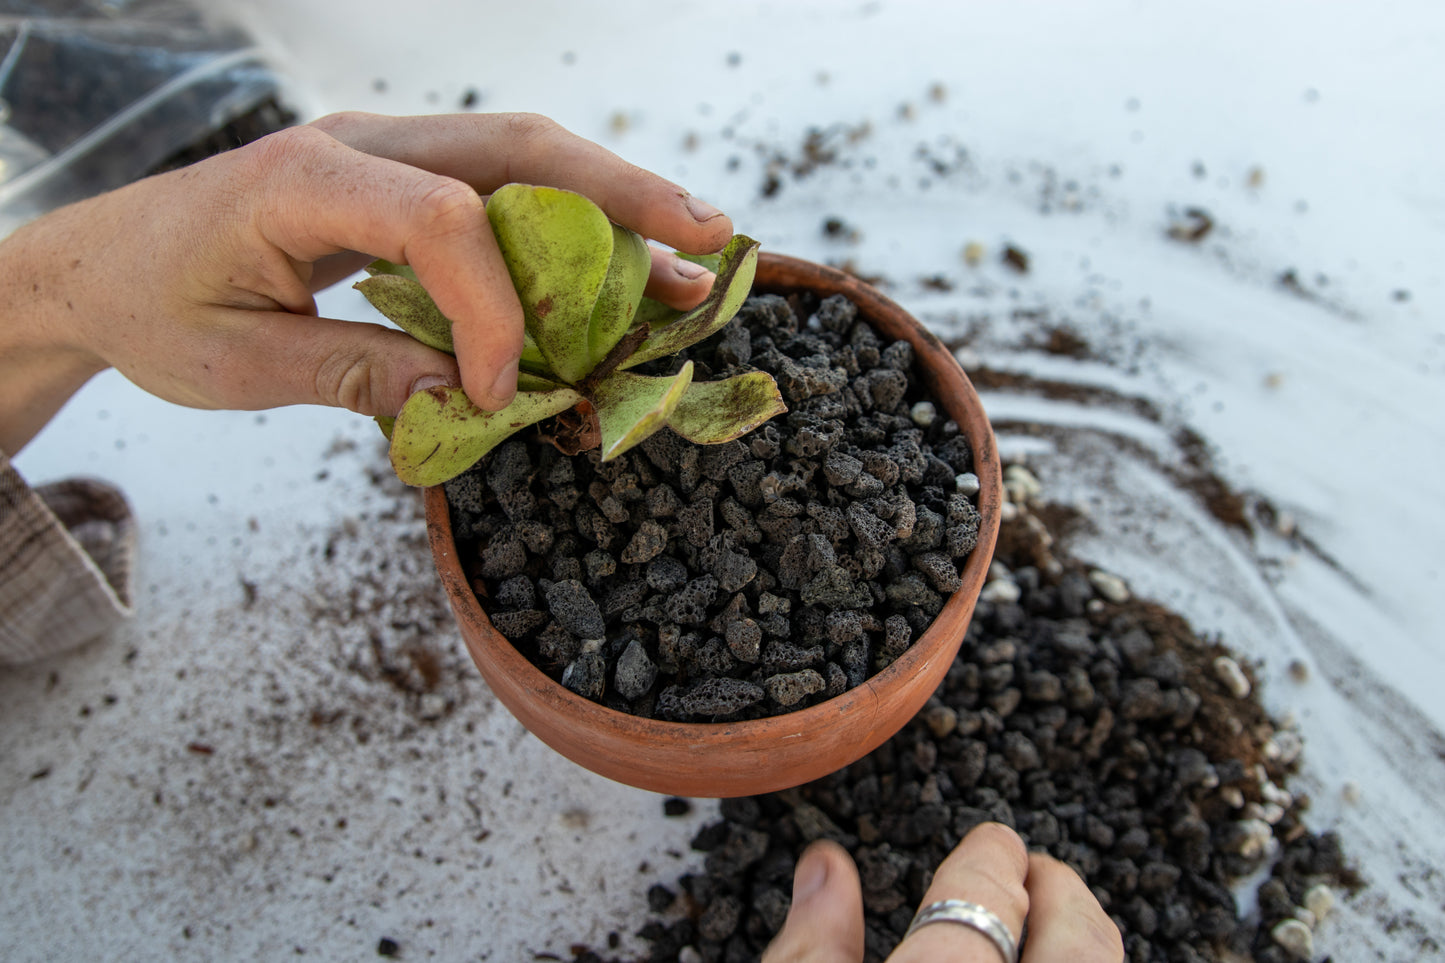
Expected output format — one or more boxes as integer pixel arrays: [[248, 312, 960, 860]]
[[0, 448, 135, 666]]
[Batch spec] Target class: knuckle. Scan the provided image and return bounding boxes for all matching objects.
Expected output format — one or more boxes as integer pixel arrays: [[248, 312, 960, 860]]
[[502, 111, 562, 144], [306, 110, 369, 138], [410, 176, 486, 241], [233, 124, 336, 188], [316, 349, 381, 415]]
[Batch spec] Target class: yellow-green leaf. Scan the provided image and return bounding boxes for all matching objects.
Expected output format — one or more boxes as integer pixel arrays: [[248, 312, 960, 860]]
[[666, 372, 787, 445], [355, 274, 454, 353], [389, 384, 581, 487], [487, 184, 612, 384], [623, 235, 760, 368], [592, 363, 695, 461], [588, 224, 651, 367], [365, 258, 419, 282]]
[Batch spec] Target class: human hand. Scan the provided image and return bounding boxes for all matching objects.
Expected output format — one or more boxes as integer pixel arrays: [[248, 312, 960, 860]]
[[0, 112, 733, 454], [762, 822, 1123, 962]]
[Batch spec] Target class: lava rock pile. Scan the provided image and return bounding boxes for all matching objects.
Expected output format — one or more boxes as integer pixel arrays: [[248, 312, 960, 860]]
[[604, 488, 1354, 963]]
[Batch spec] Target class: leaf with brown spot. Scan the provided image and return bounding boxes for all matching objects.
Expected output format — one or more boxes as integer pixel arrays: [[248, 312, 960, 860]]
[[389, 384, 581, 486], [665, 371, 787, 445]]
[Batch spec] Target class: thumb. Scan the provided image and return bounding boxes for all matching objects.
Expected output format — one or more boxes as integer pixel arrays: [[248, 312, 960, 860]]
[[762, 841, 865, 963], [174, 311, 462, 418]]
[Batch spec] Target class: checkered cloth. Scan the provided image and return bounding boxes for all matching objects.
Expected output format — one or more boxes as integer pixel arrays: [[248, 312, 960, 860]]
[[0, 448, 135, 666]]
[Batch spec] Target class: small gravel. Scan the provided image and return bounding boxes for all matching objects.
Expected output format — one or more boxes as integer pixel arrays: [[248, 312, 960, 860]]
[[450, 292, 983, 722]]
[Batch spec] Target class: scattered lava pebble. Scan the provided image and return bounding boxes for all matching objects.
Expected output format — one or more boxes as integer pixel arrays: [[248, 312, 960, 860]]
[[571, 483, 1356, 963], [447, 291, 983, 722]]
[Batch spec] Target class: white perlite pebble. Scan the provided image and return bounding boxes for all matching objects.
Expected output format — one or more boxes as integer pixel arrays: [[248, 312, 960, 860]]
[[1245, 801, 1286, 825], [1232, 819, 1275, 859], [1003, 464, 1043, 503], [1303, 883, 1335, 921], [980, 579, 1022, 604], [1262, 780, 1293, 808], [1213, 655, 1252, 698], [1278, 730, 1304, 764], [1271, 919, 1314, 959], [955, 472, 980, 496], [1088, 569, 1130, 603], [910, 401, 937, 427]]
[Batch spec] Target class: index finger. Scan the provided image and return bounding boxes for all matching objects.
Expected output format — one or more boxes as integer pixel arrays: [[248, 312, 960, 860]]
[[237, 124, 523, 410], [310, 111, 735, 256]]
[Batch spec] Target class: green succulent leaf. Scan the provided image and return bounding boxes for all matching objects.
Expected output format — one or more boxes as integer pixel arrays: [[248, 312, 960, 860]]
[[633, 296, 679, 330], [389, 384, 581, 487], [592, 362, 696, 461], [587, 224, 652, 368], [622, 235, 760, 369], [365, 259, 419, 282], [487, 184, 614, 384], [666, 372, 788, 445], [354, 274, 455, 353]]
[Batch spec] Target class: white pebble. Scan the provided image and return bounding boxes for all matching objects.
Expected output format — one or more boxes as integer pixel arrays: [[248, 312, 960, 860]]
[[1088, 569, 1131, 604], [1267, 731, 1304, 766], [1220, 786, 1245, 809], [1232, 818, 1275, 859], [955, 472, 980, 496], [989, 560, 1013, 581], [1303, 883, 1335, 922], [1271, 918, 1314, 959], [980, 579, 1022, 604], [1000, 501, 1019, 522], [1003, 464, 1043, 503], [1245, 801, 1286, 825], [910, 401, 937, 427], [678, 947, 704, 963], [954, 346, 982, 370], [1261, 781, 1293, 808], [419, 693, 448, 720], [1213, 655, 1252, 698], [1341, 781, 1362, 805], [1292, 907, 1317, 929]]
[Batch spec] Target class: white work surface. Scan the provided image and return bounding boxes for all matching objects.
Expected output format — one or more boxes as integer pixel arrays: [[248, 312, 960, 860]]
[[4, 2, 1443, 959]]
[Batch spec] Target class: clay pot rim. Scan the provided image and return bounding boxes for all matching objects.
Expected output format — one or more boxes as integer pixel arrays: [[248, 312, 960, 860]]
[[424, 252, 1002, 787]]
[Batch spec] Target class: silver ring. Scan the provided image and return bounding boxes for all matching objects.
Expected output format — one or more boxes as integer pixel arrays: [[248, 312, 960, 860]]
[[904, 899, 1019, 963]]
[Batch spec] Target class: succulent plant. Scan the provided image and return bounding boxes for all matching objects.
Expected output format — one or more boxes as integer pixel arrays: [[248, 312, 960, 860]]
[[356, 183, 786, 487]]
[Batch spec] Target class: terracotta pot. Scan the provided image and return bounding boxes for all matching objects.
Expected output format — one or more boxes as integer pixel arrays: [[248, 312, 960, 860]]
[[424, 253, 1002, 798]]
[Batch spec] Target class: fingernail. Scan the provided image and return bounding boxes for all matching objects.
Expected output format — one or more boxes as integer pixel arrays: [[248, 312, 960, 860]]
[[684, 193, 725, 223], [409, 374, 452, 395], [672, 255, 709, 281], [488, 356, 520, 407], [793, 848, 830, 901]]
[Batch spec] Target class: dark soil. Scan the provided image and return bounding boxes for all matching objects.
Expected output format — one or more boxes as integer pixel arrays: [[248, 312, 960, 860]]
[[446, 291, 984, 722], [569, 490, 1359, 963]]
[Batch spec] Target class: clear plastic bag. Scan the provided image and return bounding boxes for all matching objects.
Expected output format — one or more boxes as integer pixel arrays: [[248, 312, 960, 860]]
[[0, 0, 288, 233]]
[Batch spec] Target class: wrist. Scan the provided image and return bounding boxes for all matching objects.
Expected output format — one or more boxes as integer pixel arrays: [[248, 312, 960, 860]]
[[0, 207, 109, 453]]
